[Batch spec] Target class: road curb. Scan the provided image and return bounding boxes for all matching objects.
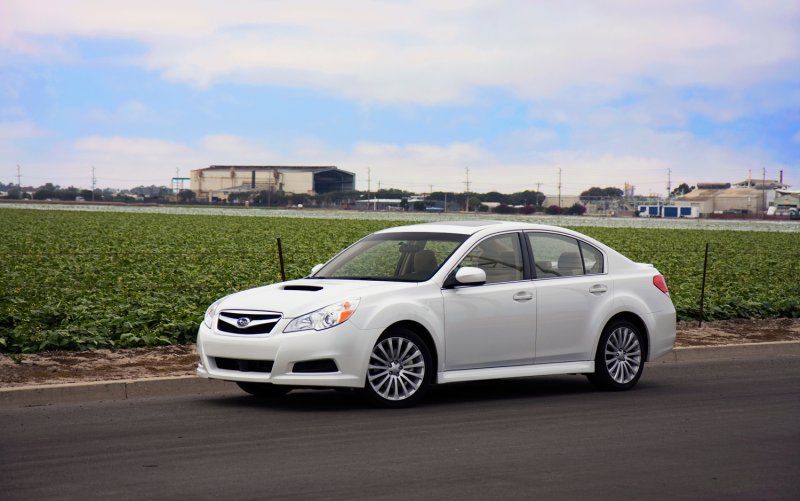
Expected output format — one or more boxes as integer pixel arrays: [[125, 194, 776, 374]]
[[2, 341, 799, 408], [0, 376, 232, 408], [652, 340, 800, 364]]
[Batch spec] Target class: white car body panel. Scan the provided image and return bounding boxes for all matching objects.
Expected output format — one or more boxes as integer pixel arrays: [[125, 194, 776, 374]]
[[439, 361, 594, 384], [533, 274, 615, 364], [442, 281, 536, 369], [196, 220, 676, 394]]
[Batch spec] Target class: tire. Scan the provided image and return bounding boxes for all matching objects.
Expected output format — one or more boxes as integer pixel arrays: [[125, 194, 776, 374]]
[[587, 320, 645, 391], [236, 381, 291, 398], [362, 328, 433, 408]]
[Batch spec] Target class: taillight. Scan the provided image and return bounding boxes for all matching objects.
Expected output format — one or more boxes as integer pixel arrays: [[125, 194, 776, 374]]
[[653, 275, 669, 294]]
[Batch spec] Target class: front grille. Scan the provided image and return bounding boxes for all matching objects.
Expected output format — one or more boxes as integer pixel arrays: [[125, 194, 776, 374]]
[[217, 310, 281, 335], [215, 357, 274, 373]]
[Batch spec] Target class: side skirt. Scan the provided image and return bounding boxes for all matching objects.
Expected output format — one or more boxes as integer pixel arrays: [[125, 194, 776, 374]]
[[437, 361, 595, 384]]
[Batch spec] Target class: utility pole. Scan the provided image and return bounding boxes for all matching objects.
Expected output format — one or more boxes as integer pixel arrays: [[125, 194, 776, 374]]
[[666, 168, 671, 201], [535, 181, 542, 206], [17, 164, 22, 188], [762, 167, 767, 212], [557, 168, 562, 208], [375, 181, 381, 211], [444, 191, 447, 213], [91, 166, 96, 201], [464, 168, 471, 212], [367, 167, 371, 211]]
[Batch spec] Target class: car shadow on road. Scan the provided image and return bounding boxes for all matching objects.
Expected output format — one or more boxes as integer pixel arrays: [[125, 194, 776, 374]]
[[203, 375, 611, 413]]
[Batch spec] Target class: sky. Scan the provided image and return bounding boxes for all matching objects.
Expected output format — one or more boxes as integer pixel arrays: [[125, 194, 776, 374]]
[[1, 0, 799, 196]]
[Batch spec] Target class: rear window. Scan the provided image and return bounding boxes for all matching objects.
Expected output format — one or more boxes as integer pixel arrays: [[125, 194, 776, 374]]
[[527, 233, 604, 278]]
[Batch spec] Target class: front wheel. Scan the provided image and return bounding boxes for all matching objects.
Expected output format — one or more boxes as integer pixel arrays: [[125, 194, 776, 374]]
[[587, 320, 645, 391], [362, 328, 432, 408]]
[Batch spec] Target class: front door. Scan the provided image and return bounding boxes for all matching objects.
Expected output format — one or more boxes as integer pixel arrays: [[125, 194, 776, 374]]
[[442, 232, 536, 370]]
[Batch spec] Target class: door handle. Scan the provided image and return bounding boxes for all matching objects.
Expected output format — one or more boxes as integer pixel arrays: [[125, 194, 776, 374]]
[[513, 291, 534, 302], [589, 284, 608, 295]]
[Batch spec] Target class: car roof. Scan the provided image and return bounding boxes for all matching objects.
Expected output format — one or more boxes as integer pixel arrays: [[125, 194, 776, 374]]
[[375, 220, 572, 236]]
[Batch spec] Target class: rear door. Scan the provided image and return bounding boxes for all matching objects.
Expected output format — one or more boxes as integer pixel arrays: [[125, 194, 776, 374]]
[[527, 232, 613, 363]]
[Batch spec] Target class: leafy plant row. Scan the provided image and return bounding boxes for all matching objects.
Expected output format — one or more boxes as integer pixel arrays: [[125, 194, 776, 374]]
[[0, 209, 797, 353]]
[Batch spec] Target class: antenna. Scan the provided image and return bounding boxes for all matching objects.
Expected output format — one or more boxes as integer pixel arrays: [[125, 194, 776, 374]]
[[91, 166, 97, 201], [17, 164, 22, 188]]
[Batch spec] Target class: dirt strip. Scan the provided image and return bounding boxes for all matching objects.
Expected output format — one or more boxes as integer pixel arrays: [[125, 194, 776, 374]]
[[1, 318, 799, 388]]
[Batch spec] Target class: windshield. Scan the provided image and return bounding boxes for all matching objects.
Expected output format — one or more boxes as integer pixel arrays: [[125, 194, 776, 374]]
[[313, 232, 468, 282]]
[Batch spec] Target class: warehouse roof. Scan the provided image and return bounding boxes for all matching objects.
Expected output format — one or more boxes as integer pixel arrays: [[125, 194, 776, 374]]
[[194, 165, 354, 175]]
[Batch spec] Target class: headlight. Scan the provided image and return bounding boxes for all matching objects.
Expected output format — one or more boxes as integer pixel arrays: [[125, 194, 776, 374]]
[[284, 298, 360, 333], [203, 297, 227, 329]]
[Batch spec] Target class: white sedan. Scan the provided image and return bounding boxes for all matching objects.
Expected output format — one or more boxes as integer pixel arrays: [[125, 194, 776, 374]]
[[196, 221, 675, 407]]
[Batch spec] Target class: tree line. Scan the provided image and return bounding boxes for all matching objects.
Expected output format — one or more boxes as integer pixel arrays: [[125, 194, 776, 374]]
[[3, 181, 688, 213]]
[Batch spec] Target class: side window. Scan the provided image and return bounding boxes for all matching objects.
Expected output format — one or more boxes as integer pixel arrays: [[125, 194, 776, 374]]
[[459, 233, 524, 284], [579, 241, 604, 274], [528, 233, 584, 278]]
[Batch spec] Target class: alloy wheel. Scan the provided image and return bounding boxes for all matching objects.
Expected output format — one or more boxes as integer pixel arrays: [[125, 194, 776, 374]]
[[604, 326, 642, 384], [367, 336, 426, 401]]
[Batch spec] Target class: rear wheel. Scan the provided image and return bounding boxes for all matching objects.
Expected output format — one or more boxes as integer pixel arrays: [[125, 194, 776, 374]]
[[587, 320, 644, 391], [236, 381, 291, 398], [362, 328, 432, 408]]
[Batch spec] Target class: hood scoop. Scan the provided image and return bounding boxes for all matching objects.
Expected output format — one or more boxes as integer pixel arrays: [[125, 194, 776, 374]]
[[282, 285, 323, 292]]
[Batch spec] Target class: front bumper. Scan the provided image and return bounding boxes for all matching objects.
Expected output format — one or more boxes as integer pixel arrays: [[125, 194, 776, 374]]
[[196, 319, 379, 388]]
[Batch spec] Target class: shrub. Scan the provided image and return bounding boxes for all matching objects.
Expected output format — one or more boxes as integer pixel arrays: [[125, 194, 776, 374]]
[[493, 204, 516, 214]]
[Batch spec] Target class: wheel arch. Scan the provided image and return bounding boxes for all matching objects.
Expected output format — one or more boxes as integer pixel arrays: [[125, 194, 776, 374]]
[[384, 320, 440, 382], [603, 312, 650, 361]]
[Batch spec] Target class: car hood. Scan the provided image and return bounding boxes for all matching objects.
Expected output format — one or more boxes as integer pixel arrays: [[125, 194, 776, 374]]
[[216, 278, 418, 318]]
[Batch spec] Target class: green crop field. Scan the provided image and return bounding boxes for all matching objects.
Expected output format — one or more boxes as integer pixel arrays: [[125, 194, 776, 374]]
[[1, 208, 798, 353]]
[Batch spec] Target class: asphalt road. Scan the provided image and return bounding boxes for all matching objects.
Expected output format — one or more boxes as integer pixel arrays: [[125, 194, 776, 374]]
[[2, 356, 799, 500]]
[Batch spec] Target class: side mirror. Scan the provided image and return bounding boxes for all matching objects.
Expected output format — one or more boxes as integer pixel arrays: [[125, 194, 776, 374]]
[[310, 264, 324, 276], [443, 266, 486, 288], [456, 267, 486, 285]]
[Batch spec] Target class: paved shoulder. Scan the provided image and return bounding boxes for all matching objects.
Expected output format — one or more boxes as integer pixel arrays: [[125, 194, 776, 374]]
[[1, 341, 799, 408]]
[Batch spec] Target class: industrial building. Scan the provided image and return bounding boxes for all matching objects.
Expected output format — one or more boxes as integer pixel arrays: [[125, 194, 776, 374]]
[[190, 166, 355, 201], [673, 180, 788, 216], [773, 190, 800, 211]]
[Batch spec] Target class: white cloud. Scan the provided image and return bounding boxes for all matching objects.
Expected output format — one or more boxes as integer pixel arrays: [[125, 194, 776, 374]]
[[0, 120, 47, 167], [0, 120, 45, 139], [18, 134, 277, 187], [85, 100, 156, 123], [5, 127, 793, 193], [302, 130, 778, 196], [2, 1, 798, 105]]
